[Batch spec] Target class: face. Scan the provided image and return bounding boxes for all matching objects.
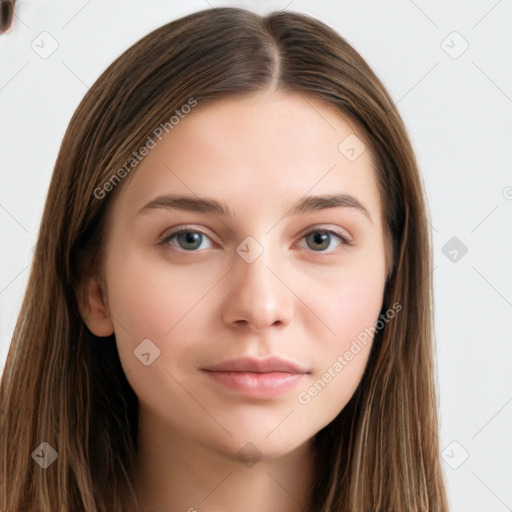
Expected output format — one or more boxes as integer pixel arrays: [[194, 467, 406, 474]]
[[88, 90, 388, 461]]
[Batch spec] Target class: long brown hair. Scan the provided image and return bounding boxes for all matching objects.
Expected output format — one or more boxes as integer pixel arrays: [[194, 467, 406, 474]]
[[0, 7, 448, 511]]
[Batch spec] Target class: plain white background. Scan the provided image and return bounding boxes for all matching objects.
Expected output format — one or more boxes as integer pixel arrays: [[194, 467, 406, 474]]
[[1, 1, 511, 510]]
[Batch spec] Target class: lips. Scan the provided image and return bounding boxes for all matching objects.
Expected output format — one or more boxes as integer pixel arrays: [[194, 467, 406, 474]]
[[202, 356, 309, 374], [201, 356, 309, 399]]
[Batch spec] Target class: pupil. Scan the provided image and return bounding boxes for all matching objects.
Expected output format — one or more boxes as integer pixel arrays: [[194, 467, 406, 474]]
[[309, 232, 329, 250], [179, 232, 201, 250]]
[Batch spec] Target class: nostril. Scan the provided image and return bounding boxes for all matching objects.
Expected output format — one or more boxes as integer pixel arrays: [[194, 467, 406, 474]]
[[233, 319, 278, 332]]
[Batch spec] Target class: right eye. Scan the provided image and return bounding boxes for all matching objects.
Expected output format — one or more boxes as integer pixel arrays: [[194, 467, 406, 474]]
[[158, 227, 215, 252]]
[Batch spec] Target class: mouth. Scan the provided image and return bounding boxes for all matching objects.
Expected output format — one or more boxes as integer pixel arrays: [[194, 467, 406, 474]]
[[201, 356, 310, 399]]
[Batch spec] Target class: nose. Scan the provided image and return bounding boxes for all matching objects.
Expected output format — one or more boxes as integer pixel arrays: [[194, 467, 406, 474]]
[[220, 246, 295, 332]]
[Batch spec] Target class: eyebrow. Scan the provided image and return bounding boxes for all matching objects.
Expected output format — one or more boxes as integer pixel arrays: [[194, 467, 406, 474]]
[[137, 193, 372, 222], [138, 195, 231, 217], [288, 193, 371, 221]]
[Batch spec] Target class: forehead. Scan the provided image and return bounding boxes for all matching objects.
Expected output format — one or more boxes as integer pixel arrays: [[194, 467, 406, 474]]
[[113, 90, 381, 223]]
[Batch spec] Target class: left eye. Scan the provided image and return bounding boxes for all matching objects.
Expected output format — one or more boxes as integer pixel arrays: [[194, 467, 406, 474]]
[[159, 228, 213, 251], [300, 229, 349, 252]]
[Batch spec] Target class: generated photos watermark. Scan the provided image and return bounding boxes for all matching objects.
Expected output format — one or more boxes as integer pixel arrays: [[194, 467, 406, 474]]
[[93, 97, 198, 200], [297, 302, 402, 405]]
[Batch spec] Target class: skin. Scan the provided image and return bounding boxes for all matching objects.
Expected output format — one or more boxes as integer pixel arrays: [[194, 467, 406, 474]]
[[80, 89, 388, 512]]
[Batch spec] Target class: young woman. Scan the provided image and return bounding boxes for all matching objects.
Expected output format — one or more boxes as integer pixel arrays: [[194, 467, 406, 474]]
[[0, 7, 449, 511]]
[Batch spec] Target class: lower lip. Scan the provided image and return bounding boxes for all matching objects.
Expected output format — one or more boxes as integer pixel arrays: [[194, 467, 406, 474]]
[[203, 371, 306, 398]]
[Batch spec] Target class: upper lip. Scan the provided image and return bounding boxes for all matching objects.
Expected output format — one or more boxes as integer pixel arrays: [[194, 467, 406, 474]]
[[202, 356, 309, 374]]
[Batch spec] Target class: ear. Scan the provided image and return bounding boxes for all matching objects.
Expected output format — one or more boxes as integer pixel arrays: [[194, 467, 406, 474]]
[[77, 276, 115, 337]]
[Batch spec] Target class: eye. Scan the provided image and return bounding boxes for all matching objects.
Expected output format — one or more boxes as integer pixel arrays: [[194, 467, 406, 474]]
[[158, 228, 214, 251], [299, 228, 351, 253]]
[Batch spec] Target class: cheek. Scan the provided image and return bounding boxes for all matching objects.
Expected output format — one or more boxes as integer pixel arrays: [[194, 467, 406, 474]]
[[293, 258, 385, 425], [302, 247, 386, 352], [324, 269, 384, 343], [105, 248, 220, 341], [103, 251, 217, 420], [103, 248, 233, 415]]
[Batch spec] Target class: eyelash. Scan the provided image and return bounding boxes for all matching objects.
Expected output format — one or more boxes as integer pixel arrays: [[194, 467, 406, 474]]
[[157, 226, 353, 254]]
